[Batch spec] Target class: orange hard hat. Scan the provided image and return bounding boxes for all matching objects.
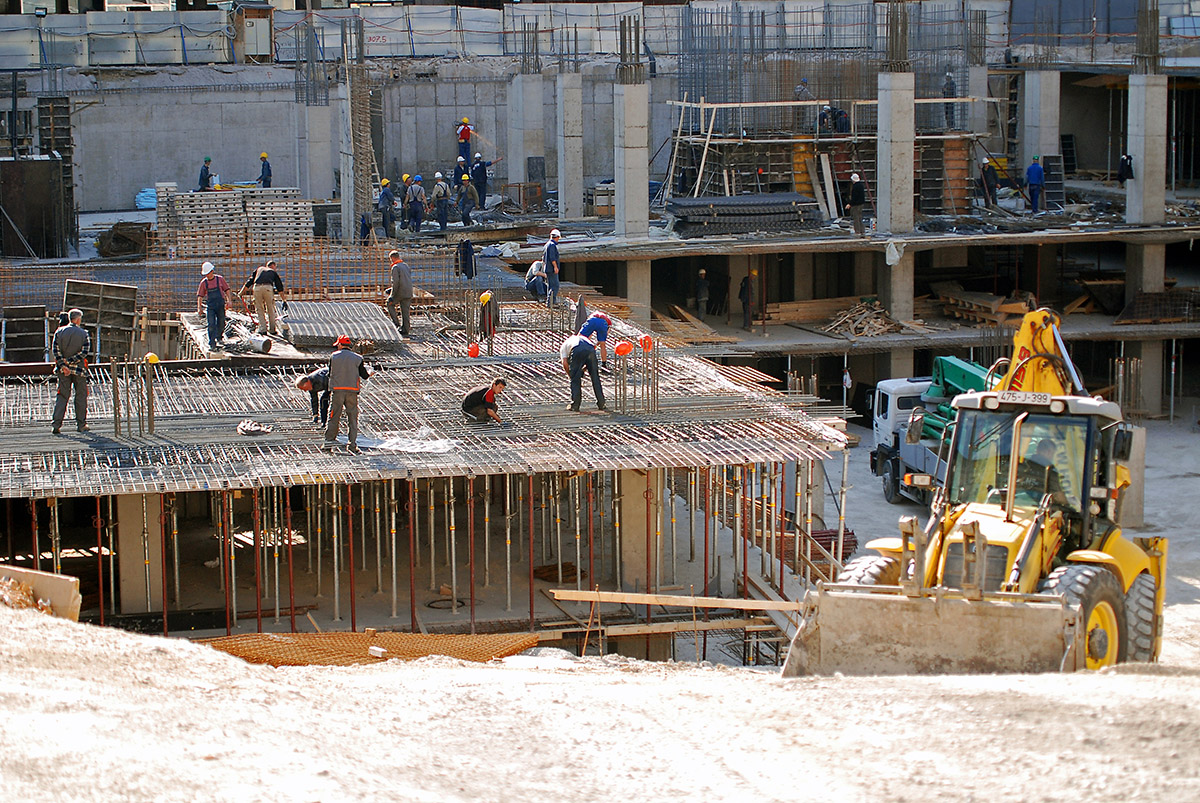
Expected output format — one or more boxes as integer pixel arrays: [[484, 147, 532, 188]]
[[614, 341, 633, 357], [335, 335, 351, 346], [467, 342, 481, 358], [638, 335, 654, 352]]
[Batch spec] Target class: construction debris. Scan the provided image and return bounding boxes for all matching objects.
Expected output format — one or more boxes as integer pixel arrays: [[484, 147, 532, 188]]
[[821, 301, 902, 337], [666, 194, 822, 239], [930, 281, 1033, 325], [0, 577, 51, 614], [1115, 289, 1200, 325]]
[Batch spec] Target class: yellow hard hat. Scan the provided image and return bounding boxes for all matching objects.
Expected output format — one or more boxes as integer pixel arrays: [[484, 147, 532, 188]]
[[381, 178, 390, 186], [462, 117, 469, 124], [462, 175, 470, 182], [145, 352, 160, 364], [260, 152, 268, 159], [480, 291, 492, 305], [402, 173, 410, 182]]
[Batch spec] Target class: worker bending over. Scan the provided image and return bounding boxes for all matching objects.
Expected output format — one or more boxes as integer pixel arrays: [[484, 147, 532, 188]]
[[462, 377, 507, 424], [560, 332, 605, 412], [296, 366, 331, 427], [578, 310, 611, 368]]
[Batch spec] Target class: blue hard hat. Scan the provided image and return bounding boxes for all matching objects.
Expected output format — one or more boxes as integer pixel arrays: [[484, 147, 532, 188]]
[[414, 174, 422, 181]]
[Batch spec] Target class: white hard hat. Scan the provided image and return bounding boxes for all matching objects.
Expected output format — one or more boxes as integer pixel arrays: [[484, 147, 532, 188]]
[[981, 158, 989, 165], [457, 156, 465, 162], [201, 261, 214, 275], [823, 105, 831, 110], [550, 229, 561, 238], [475, 152, 482, 159], [850, 173, 860, 182], [435, 171, 443, 179]]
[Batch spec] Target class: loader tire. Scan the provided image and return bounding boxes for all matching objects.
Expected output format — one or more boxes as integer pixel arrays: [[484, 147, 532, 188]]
[[838, 555, 901, 587], [1124, 572, 1158, 663], [881, 461, 901, 505], [1043, 564, 1127, 669]]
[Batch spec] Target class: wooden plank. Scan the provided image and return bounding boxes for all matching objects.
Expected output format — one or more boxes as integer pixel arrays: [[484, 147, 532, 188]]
[[805, 157, 829, 219], [820, 153, 840, 217], [549, 588, 803, 611]]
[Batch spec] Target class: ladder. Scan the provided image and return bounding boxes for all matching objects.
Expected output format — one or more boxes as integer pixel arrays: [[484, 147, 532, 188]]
[[1041, 154, 1066, 211], [918, 142, 945, 214], [1059, 134, 1077, 175]]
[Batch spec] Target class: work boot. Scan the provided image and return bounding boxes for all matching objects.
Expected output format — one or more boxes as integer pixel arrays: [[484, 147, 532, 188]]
[[76, 425, 90, 433], [321, 441, 337, 451], [51, 427, 61, 435], [596, 403, 606, 411], [348, 444, 361, 454], [566, 404, 580, 412]]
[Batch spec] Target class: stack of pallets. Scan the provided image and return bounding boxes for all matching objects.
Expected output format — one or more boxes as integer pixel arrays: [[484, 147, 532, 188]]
[[154, 182, 178, 247], [173, 192, 247, 257], [243, 188, 315, 256]]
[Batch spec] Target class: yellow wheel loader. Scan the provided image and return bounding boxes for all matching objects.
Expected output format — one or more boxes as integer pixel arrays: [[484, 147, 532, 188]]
[[783, 309, 1167, 675]]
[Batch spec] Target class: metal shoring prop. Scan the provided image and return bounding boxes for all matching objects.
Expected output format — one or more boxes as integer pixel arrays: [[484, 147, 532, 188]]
[[586, 473, 594, 595], [159, 495, 169, 636], [805, 459, 815, 588], [540, 474, 549, 566], [273, 487, 281, 623], [29, 499, 38, 572], [554, 474, 563, 585], [836, 449, 849, 572], [612, 471, 622, 590], [305, 486, 313, 574], [669, 470, 677, 585], [573, 474, 582, 593], [793, 459, 802, 575], [253, 488, 263, 633], [407, 479, 417, 630], [702, 466, 711, 660], [94, 497, 104, 626], [49, 497, 60, 574], [741, 466, 749, 600], [374, 483, 382, 594], [505, 474, 512, 612], [527, 474, 535, 631], [596, 472, 606, 582], [484, 476, 491, 588], [315, 486, 324, 597], [688, 469, 696, 563], [427, 479, 436, 592], [359, 483, 367, 573], [654, 471, 663, 592], [469, 476, 476, 633], [516, 475, 523, 568], [347, 485, 357, 632], [285, 486, 296, 633], [141, 495, 151, 610], [390, 479, 399, 618], [332, 485, 341, 622], [222, 490, 231, 636], [171, 496, 180, 606], [443, 477, 451, 569], [449, 478, 458, 616], [778, 462, 786, 590]]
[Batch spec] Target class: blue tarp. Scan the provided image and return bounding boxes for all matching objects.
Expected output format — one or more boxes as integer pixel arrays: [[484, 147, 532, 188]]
[[135, 187, 157, 210]]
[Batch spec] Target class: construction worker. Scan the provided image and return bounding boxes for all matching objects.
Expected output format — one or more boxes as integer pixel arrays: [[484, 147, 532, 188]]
[[980, 158, 1000, 208], [695, 268, 709, 318], [198, 156, 214, 192], [462, 377, 506, 424], [846, 173, 867, 235], [386, 250, 413, 336], [578, 310, 611, 367], [324, 335, 370, 453], [739, 269, 758, 330], [256, 152, 272, 188], [1026, 155, 1044, 214], [524, 260, 548, 301], [471, 152, 499, 202], [456, 116, 475, 164], [398, 174, 412, 229], [377, 178, 396, 237], [560, 332, 605, 412], [543, 229, 562, 308], [296, 366, 330, 427], [452, 155, 467, 188], [406, 175, 426, 233], [456, 174, 479, 226], [431, 172, 452, 232], [240, 259, 286, 336], [50, 308, 90, 435], [196, 261, 231, 352]]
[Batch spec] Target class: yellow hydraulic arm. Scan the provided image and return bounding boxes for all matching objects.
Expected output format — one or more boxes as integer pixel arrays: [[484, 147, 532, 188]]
[[992, 309, 1086, 396]]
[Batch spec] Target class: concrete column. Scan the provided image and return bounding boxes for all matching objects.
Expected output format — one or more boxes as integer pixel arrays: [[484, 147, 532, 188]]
[[117, 494, 164, 614], [613, 82, 650, 237], [1126, 74, 1168, 225], [875, 249, 914, 377], [968, 65, 989, 137], [1019, 71, 1061, 170], [556, 73, 584, 220], [1124, 241, 1166, 417], [793, 253, 814, 301], [1020, 244, 1058, 303], [625, 259, 651, 322], [337, 82, 355, 245], [506, 73, 546, 189], [876, 72, 915, 234], [618, 469, 663, 593]]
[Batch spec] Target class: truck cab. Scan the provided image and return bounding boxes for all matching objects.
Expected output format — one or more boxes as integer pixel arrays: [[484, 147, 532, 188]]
[[871, 377, 930, 452]]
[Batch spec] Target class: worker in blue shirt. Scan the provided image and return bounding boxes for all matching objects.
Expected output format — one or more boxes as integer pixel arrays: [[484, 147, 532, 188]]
[[377, 179, 396, 237], [1026, 155, 1044, 213], [198, 156, 213, 191], [543, 229, 562, 308], [471, 152, 500, 202], [257, 152, 272, 188], [579, 311, 611, 368]]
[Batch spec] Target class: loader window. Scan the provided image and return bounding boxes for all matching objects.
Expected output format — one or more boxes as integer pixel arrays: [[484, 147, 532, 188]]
[[946, 410, 1087, 516]]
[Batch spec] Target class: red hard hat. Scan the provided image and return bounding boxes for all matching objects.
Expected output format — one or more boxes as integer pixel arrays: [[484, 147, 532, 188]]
[[638, 334, 654, 352], [467, 342, 481, 358], [335, 335, 352, 346], [614, 341, 633, 357]]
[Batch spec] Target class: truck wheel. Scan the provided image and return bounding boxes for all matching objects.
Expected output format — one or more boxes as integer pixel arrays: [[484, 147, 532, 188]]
[[1124, 572, 1158, 663], [838, 555, 901, 586], [881, 461, 901, 505], [1043, 564, 1127, 669]]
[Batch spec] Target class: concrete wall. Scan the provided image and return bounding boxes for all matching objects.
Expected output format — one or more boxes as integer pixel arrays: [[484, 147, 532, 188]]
[[69, 67, 337, 211]]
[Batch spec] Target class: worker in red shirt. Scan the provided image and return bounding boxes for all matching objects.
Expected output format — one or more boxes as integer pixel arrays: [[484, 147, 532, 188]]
[[456, 117, 475, 164], [462, 377, 506, 424]]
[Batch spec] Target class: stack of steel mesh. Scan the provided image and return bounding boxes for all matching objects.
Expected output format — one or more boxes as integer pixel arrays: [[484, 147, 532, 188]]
[[666, 193, 822, 238]]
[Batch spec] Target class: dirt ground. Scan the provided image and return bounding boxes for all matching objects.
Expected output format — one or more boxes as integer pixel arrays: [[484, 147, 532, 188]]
[[1, 407, 1199, 802]]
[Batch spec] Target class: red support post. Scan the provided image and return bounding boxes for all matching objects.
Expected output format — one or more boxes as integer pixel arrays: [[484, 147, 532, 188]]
[[346, 484, 357, 632], [408, 480, 417, 632], [586, 473, 594, 589], [160, 495, 169, 636], [222, 491, 232, 636], [528, 474, 535, 632], [30, 499, 38, 572]]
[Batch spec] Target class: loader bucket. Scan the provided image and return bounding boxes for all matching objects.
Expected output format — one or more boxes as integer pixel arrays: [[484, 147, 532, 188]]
[[0, 565, 82, 621], [781, 587, 1082, 676]]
